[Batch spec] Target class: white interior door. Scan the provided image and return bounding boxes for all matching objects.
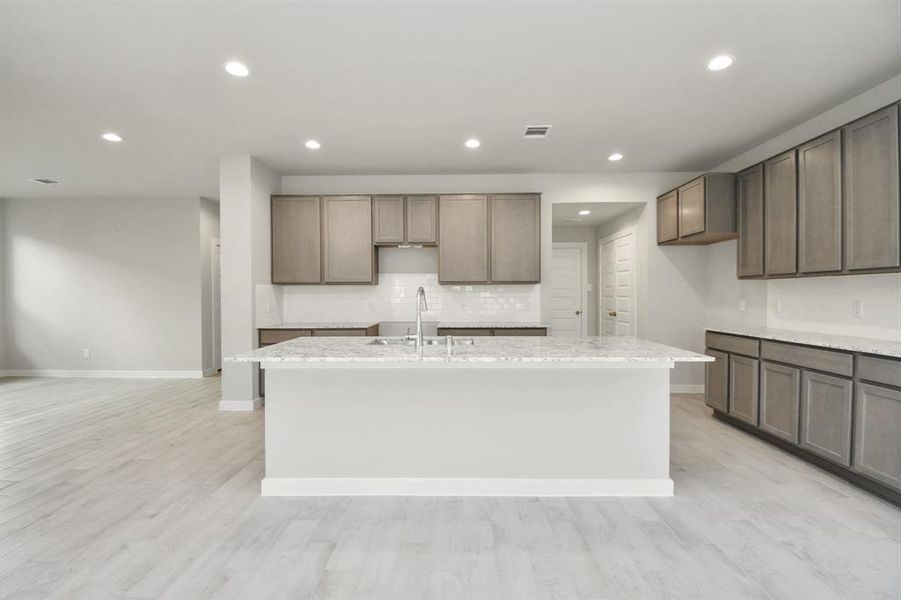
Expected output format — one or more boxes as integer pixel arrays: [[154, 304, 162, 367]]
[[551, 244, 586, 337], [600, 231, 635, 336]]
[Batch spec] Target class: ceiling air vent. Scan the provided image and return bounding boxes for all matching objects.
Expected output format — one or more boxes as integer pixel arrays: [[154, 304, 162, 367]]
[[29, 178, 59, 185], [523, 125, 552, 139]]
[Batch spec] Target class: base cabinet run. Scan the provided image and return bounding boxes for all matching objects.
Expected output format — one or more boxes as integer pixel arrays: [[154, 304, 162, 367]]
[[706, 330, 901, 504]]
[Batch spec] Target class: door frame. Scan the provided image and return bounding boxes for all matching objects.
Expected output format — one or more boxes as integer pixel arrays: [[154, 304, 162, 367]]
[[211, 238, 221, 372], [598, 227, 638, 337], [551, 241, 589, 338]]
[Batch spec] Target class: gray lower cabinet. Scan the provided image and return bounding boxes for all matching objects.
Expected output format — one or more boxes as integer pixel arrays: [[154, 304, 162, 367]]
[[705, 349, 729, 412], [729, 355, 759, 425], [764, 150, 798, 276], [798, 130, 842, 274], [843, 105, 900, 271], [853, 382, 901, 491], [737, 165, 764, 278], [490, 194, 540, 283], [799, 371, 852, 466], [406, 195, 438, 244], [760, 362, 801, 443], [657, 190, 678, 244], [322, 196, 375, 283], [271, 196, 322, 284], [372, 196, 405, 244], [438, 195, 489, 283]]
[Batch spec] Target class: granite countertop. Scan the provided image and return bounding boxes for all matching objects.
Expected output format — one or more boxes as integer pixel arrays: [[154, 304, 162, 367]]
[[227, 335, 712, 364], [706, 326, 901, 359], [259, 322, 379, 330], [438, 322, 550, 329]]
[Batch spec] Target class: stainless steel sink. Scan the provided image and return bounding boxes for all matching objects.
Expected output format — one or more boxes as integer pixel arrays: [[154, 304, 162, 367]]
[[368, 336, 474, 346]]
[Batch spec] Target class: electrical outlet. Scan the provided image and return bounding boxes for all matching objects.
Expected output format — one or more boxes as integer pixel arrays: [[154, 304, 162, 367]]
[[852, 300, 863, 319], [82, 348, 91, 359], [775, 300, 782, 314], [738, 299, 746, 312]]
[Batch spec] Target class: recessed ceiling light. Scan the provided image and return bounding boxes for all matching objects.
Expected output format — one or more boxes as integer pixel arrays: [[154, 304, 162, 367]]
[[706, 55, 733, 71], [28, 177, 59, 185], [304, 139, 321, 150], [224, 61, 250, 77], [608, 152, 623, 161], [578, 210, 591, 216], [465, 138, 481, 149], [101, 132, 122, 142]]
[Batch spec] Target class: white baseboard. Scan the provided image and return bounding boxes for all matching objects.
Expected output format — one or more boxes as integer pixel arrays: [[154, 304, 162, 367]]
[[0, 369, 204, 379], [202, 367, 220, 377], [261, 477, 674, 497], [671, 384, 705, 394], [219, 397, 262, 411]]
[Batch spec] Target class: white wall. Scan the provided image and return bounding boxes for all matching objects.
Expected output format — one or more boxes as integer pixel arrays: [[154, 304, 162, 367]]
[[1, 197, 208, 374], [281, 172, 707, 386], [199, 198, 221, 372], [219, 156, 278, 408], [705, 73, 901, 340], [0, 198, 7, 370]]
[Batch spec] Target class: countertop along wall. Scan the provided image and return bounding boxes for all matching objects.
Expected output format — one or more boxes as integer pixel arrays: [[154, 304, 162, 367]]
[[1, 196, 212, 376], [704, 73, 901, 341], [279, 172, 708, 387]]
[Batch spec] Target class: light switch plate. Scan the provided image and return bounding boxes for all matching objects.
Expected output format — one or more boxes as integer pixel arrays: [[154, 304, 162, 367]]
[[738, 299, 746, 312], [852, 300, 863, 319]]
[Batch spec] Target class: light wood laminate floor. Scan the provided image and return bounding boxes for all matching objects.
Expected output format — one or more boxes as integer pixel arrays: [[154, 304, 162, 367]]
[[1, 376, 899, 600]]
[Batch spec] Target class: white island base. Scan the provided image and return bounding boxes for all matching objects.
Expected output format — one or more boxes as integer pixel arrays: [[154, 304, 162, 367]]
[[261, 362, 674, 497]]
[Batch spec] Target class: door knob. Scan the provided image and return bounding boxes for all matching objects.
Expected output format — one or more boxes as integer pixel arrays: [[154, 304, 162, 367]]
[[608, 311, 617, 316], [575, 310, 582, 315]]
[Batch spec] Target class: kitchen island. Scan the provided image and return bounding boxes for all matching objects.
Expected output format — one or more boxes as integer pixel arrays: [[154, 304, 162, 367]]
[[228, 336, 711, 497]]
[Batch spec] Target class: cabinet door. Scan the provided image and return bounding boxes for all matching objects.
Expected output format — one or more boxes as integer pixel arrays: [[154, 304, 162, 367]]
[[372, 196, 405, 244], [322, 196, 374, 283], [438, 195, 489, 283], [490, 194, 540, 283], [678, 177, 706, 238], [760, 362, 801, 443], [271, 196, 321, 284], [406, 195, 438, 244], [764, 150, 798, 276], [798, 131, 842, 273], [705, 349, 729, 412], [436, 328, 494, 336], [657, 190, 678, 243], [737, 165, 764, 277], [800, 372, 852, 466], [853, 383, 901, 491], [729, 355, 759, 426], [843, 105, 900, 270]]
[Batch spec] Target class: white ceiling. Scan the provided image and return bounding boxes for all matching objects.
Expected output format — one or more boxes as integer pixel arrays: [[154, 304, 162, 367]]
[[552, 202, 642, 228], [2, 1, 900, 200]]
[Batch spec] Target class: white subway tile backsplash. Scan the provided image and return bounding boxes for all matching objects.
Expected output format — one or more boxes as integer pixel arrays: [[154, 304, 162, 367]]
[[280, 273, 541, 324]]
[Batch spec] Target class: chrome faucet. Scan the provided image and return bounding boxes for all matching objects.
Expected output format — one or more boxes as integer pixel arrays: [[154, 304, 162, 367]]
[[415, 286, 428, 352]]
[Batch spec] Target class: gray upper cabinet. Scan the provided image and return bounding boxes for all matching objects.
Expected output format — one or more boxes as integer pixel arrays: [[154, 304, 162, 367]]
[[271, 196, 322, 284], [657, 190, 679, 244], [798, 131, 842, 274], [737, 165, 764, 278], [490, 194, 540, 283], [705, 349, 729, 412], [760, 362, 800, 443], [405, 195, 438, 244], [853, 382, 901, 491], [372, 196, 405, 245], [729, 355, 759, 426], [321, 196, 376, 284], [657, 174, 735, 245], [843, 105, 900, 271], [764, 150, 798, 276], [800, 371, 852, 467], [678, 178, 706, 238], [439, 194, 489, 283]]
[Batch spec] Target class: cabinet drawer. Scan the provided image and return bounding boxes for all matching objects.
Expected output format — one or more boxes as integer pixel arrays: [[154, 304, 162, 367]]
[[437, 328, 494, 337], [705, 332, 759, 357], [760, 341, 852, 376], [311, 329, 368, 337], [495, 328, 547, 336], [259, 329, 312, 345], [857, 355, 901, 388]]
